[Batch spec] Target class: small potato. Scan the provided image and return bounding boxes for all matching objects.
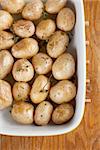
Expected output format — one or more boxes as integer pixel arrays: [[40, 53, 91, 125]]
[[11, 101, 34, 124], [13, 82, 30, 101], [52, 53, 75, 80], [22, 0, 43, 21], [32, 53, 53, 74], [0, 0, 25, 14], [12, 59, 34, 82], [13, 20, 35, 38], [12, 38, 39, 59], [47, 31, 69, 58], [57, 8, 75, 31], [36, 19, 56, 40], [0, 80, 13, 110], [30, 75, 50, 104], [50, 80, 76, 104], [0, 10, 13, 31], [45, 0, 67, 14], [0, 50, 14, 79], [34, 101, 53, 125], [52, 103, 74, 124], [0, 31, 14, 50]]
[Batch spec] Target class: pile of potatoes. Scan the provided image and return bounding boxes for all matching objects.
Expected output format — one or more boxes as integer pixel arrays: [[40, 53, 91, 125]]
[[0, 0, 76, 125]]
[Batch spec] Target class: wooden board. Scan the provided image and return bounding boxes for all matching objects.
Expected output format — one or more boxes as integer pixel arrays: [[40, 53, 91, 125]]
[[0, 1, 100, 150]]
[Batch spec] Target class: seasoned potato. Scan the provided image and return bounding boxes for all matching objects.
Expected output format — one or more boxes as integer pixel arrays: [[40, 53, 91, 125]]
[[52, 103, 74, 124], [52, 53, 75, 80], [32, 53, 53, 74], [0, 31, 14, 50], [22, 0, 43, 21], [36, 19, 56, 40], [11, 101, 34, 124], [50, 80, 76, 104], [0, 50, 14, 79], [47, 31, 69, 58], [45, 0, 67, 14], [30, 75, 50, 104], [12, 38, 39, 59], [13, 82, 30, 101], [0, 10, 13, 31], [0, 0, 25, 14], [34, 101, 53, 125], [13, 20, 35, 38], [57, 8, 75, 31], [12, 59, 34, 82], [0, 80, 13, 110]]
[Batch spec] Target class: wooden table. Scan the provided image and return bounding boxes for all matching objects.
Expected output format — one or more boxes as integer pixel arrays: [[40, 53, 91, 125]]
[[0, 1, 100, 150]]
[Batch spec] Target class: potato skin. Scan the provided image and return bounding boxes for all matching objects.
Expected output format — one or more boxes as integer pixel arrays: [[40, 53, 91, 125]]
[[0, 80, 13, 110], [12, 38, 39, 59], [57, 8, 75, 31], [36, 19, 56, 40], [47, 31, 69, 58], [0, 10, 13, 31], [13, 82, 30, 101], [32, 52, 53, 74], [11, 101, 34, 124], [22, 0, 43, 21], [50, 80, 76, 104], [34, 101, 53, 125], [52, 53, 75, 80], [52, 103, 74, 124], [12, 59, 34, 82], [45, 0, 67, 14], [0, 31, 14, 50], [30, 75, 50, 104]]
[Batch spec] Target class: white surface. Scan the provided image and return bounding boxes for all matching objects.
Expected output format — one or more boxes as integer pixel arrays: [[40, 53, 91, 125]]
[[0, 0, 86, 136]]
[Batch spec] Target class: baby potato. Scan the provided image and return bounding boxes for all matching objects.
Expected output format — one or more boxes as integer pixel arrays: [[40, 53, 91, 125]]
[[22, 0, 43, 21], [52, 53, 75, 80], [11, 101, 34, 124], [30, 75, 50, 104], [45, 0, 67, 14], [57, 8, 75, 31], [32, 52, 53, 74], [0, 50, 14, 79], [13, 82, 30, 101], [12, 59, 34, 82], [0, 0, 25, 14], [47, 31, 69, 58], [34, 101, 53, 125], [36, 19, 56, 40], [52, 103, 74, 124], [0, 31, 14, 50], [0, 80, 13, 110], [13, 20, 35, 38], [12, 38, 39, 59], [0, 10, 13, 31], [50, 80, 76, 104]]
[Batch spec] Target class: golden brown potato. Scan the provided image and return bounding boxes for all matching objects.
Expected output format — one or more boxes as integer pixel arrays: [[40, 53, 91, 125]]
[[13, 82, 30, 101], [57, 8, 75, 31], [52, 103, 74, 124], [47, 31, 69, 58], [12, 38, 39, 59], [11, 101, 34, 124], [30, 75, 50, 104], [34, 101, 53, 125], [52, 53, 75, 80], [50, 80, 76, 104], [0, 50, 14, 79], [12, 59, 34, 82], [0, 80, 13, 110]]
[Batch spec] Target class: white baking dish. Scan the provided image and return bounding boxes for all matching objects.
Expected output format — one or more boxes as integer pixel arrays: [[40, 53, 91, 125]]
[[0, 0, 86, 136]]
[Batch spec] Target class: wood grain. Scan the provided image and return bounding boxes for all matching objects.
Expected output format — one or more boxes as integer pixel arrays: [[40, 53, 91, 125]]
[[0, 1, 100, 150]]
